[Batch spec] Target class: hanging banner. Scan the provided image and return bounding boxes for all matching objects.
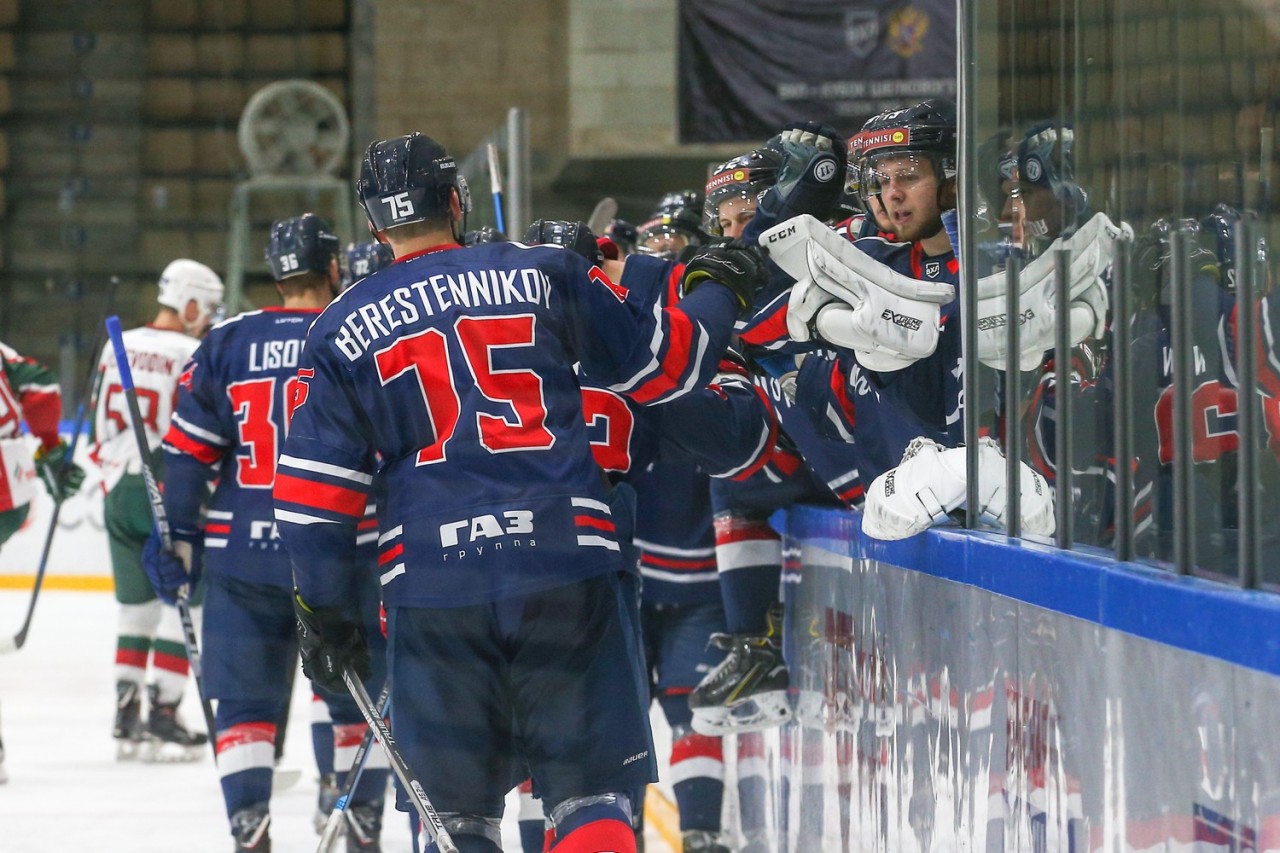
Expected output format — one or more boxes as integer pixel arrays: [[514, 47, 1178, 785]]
[[678, 0, 957, 143]]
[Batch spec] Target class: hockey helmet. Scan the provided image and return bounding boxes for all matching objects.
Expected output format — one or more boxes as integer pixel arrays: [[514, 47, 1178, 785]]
[[342, 240, 395, 289], [637, 201, 707, 257], [847, 98, 957, 204], [523, 219, 602, 266], [265, 213, 340, 281], [463, 226, 507, 247], [604, 219, 638, 255], [357, 132, 473, 233], [156, 258, 224, 332], [1014, 122, 1088, 221], [703, 142, 786, 235]]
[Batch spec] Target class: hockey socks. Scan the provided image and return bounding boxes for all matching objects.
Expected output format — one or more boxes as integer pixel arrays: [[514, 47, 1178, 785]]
[[714, 514, 782, 635]]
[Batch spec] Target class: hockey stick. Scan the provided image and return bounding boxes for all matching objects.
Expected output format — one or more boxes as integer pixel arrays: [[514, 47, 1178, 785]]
[[486, 142, 506, 235], [105, 315, 218, 762], [587, 196, 618, 236], [342, 668, 457, 853], [316, 682, 392, 853], [0, 279, 119, 655]]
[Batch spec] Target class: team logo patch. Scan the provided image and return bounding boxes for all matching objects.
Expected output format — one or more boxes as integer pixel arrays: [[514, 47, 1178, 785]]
[[925, 261, 941, 278], [1024, 155, 1044, 183], [889, 6, 929, 58], [843, 9, 880, 58]]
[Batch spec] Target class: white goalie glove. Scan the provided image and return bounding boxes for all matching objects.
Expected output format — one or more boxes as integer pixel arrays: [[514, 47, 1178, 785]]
[[862, 437, 1055, 541], [765, 215, 955, 371], [975, 211, 1131, 371]]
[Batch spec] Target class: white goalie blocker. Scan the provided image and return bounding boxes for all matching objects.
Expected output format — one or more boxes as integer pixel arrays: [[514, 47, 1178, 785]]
[[760, 215, 955, 372], [976, 211, 1131, 371], [861, 437, 1055, 541]]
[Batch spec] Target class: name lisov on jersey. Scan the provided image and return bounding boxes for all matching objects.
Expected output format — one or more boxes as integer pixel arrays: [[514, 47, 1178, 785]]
[[334, 268, 553, 362]]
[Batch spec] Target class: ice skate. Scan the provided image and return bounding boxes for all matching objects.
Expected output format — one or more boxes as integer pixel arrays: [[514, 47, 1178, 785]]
[[314, 772, 340, 834], [231, 802, 271, 852], [689, 604, 791, 735], [113, 680, 146, 760], [142, 684, 208, 762], [344, 802, 383, 852], [682, 828, 730, 852]]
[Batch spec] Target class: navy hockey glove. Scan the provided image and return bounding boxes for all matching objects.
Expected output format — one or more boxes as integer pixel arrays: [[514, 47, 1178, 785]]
[[33, 440, 86, 503], [680, 238, 769, 315], [142, 528, 203, 606], [758, 122, 847, 222], [294, 592, 370, 695], [523, 219, 604, 266]]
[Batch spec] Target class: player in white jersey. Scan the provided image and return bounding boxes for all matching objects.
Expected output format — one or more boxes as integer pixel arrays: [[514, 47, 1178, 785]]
[[90, 258, 224, 760]]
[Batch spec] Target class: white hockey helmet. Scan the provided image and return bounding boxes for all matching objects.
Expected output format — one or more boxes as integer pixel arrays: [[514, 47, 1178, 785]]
[[157, 259, 225, 332]]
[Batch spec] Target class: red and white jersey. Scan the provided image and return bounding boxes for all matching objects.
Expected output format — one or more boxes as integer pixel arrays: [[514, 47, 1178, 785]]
[[0, 340, 63, 512], [91, 325, 198, 491]]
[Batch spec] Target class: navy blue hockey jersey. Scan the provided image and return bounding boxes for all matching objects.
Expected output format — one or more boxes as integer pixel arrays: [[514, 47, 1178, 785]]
[[273, 242, 739, 609], [162, 307, 382, 589]]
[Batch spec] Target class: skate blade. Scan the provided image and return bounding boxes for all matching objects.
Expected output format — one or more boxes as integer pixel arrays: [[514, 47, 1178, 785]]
[[140, 739, 205, 763], [691, 692, 791, 735]]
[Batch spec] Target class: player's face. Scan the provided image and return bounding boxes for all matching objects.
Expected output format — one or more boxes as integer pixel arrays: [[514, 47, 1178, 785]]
[[1000, 177, 1062, 246], [640, 231, 688, 257], [717, 196, 757, 240], [865, 153, 943, 243]]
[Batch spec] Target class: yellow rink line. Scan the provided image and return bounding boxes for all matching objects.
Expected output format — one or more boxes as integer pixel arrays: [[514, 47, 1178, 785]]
[[0, 574, 114, 592], [644, 784, 682, 853]]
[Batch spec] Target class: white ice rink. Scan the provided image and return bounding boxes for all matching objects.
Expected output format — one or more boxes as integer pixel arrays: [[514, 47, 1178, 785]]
[[0, 589, 676, 853]]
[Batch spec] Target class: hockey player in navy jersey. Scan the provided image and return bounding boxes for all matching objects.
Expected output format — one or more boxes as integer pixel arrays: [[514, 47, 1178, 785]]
[[342, 240, 395, 290], [683, 134, 865, 743], [274, 132, 765, 853], [144, 214, 390, 852], [524, 217, 804, 853]]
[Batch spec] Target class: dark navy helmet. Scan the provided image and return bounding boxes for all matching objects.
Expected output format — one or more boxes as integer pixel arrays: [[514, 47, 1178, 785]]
[[357, 132, 472, 232], [265, 213, 340, 281], [847, 98, 958, 203], [703, 141, 786, 235], [341, 240, 395, 289], [604, 219, 637, 255], [463, 226, 507, 246], [523, 219, 602, 266], [1016, 121, 1088, 218]]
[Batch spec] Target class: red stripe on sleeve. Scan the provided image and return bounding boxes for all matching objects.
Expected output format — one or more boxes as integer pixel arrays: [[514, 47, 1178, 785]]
[[629, 308, 695, 404], [739, 303, 790, 347], [378, 543, 404, 566], [273, 473, 367, 518], [164, 424, 223, 465]]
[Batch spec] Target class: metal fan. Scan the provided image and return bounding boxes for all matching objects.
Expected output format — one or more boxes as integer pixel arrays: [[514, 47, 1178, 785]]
[[238, 80, 350, 178]]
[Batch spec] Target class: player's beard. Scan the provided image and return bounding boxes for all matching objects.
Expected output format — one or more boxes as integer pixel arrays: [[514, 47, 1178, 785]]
[[896, 209, 944, 245]]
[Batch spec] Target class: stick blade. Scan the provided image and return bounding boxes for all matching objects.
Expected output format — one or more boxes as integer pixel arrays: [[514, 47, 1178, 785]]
[[587, 197, 618, 235]]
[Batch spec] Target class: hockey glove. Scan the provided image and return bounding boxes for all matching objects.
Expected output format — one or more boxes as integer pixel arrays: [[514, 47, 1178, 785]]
[[523, 219, 604, 266], [33, 440, 86, 503], [862, 438, 968, 541], [680, 238, 769, 315], [758, 122, 847, 222], [294, 592, 370, 695], [142, 527, 203, 606]]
